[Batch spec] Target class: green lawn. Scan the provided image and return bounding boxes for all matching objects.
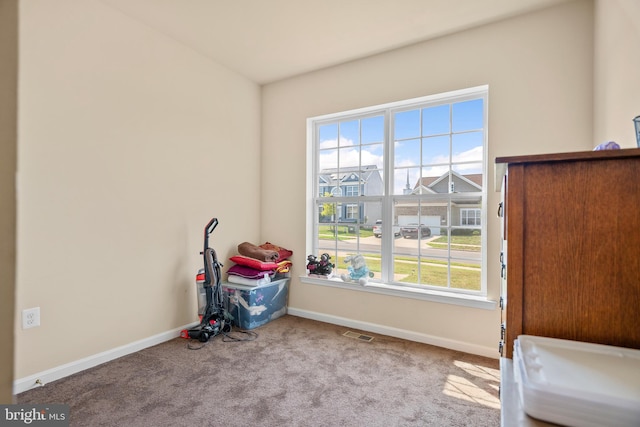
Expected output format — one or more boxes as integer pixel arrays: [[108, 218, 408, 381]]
[[334, 253, 480, 291], [318, 225, 374, 241], [317, 230, 481, 290], [426, 235, 481, 252]]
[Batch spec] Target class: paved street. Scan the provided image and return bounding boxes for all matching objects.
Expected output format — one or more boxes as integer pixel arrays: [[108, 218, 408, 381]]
[[332, 235, 481, 265]]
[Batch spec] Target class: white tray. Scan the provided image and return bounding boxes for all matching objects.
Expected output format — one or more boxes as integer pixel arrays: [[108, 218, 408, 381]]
[[513, 335, 640, 427]]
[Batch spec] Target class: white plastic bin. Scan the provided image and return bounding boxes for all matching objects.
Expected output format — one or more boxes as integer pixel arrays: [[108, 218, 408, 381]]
[[513, 335, 640, 427]]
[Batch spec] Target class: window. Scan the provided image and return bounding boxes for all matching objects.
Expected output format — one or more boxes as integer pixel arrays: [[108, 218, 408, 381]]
[[306, 86, 488, 300], [346, 204, 359, 219], [345, 185, 359, 197], [461, 208, 482, 226]]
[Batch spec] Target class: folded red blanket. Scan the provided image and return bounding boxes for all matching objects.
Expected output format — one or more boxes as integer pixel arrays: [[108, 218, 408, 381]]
[[229, 255, 278, 271], [259, 242, 293, 261], [238, 242, 279, 262]]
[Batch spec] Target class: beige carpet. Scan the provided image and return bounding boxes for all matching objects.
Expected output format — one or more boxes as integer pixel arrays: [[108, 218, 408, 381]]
[[17, 315, 500, 426]]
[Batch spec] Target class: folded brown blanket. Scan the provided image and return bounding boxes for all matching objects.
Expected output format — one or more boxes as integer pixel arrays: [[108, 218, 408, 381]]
[[238, 242, 279, 262]]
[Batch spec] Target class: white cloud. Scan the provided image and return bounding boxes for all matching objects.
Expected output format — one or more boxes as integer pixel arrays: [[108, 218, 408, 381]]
[[453, 146, 483, 163], [319, 143, 383, 170]]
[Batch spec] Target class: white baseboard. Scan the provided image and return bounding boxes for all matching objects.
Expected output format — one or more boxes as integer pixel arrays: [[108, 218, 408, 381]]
[[14, 310, 497, 395], [13, 322, 198, 395], [287, 307, 498, 359]]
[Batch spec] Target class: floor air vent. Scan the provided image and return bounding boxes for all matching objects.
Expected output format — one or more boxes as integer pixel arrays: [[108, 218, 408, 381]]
[[343, 331, 374, 342]]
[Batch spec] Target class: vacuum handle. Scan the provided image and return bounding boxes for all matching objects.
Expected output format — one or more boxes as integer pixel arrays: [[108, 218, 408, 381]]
[[203, 217, 218, 253], [205, 218, 218, 235]]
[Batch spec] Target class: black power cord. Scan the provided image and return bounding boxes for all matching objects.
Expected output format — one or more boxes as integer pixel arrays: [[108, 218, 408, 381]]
[[222, 329, 258, 342], [185, 325, 258, 350]]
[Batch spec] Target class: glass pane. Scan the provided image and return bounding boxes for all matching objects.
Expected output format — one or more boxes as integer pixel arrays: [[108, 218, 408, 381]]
[[362, 143, 383, 172], [447, 226, 482, 290], [448, 227, 482, 244], [394, 255, 418, 285], [362, 116, 384, 144], [394, 200, 423, 256], [419, 261, 448, 288], [396, 224, 423, 256], [318, 201, 337, 224], [452, 99, 483, 132], [416, 172, 448, 194], [339, 120, 360, 146], [452, 162, 482, 175], [338, 146, 359, 169], [333, 253, 349, 281], [319, 124, 338, 148], [394, 167, 420, 195], [319, 148, 337, 171], [422, 135, 450, 165], [339, 169, 360, 193], [450, 257, 481, 291], [417, 196, 449, 236], [362, 166, 383, 196], [422, 104, 450, 136], [337, 230, 355, 252], [451, 164, 483, 193], [394, 138, 420, 167], [452, 132, 483, 162], [331, 202, 344, 222], [394, 109, 420, 140], [362, 202, 381, 227], [317, 240, 335, 254]]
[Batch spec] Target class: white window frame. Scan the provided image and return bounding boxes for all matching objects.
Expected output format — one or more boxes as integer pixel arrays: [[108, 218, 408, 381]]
[[304, 86, 495, 310]]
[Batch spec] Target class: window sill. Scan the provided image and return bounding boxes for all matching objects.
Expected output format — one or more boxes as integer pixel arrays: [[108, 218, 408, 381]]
[[299, 275, 497, 310]]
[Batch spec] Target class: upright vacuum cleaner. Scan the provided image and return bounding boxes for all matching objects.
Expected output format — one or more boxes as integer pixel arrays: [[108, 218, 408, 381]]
[[181, 218, 230, 342]]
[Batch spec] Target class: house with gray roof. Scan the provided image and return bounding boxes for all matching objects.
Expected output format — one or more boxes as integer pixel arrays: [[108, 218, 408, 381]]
[[318, 165, 382, 224]]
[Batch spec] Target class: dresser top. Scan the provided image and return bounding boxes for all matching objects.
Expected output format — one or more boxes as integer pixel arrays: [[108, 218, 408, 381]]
[[495, 147, 640, 165], [494, 148, 640, 191]]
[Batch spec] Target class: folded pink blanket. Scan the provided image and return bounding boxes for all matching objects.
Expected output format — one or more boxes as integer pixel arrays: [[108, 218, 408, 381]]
[[238, 242, 279, 262]]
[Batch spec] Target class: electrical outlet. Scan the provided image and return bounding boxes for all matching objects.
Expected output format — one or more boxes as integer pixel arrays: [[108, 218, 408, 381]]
[[22, 307, 40, 329]]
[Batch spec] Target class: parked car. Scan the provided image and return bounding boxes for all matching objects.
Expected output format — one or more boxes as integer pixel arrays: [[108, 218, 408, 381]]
[[400, 223, 431, 239], [372, 220, 401, 238]]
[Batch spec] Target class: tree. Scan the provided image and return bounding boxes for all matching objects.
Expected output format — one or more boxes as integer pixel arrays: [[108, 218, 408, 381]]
[[321, 192, 335, 221]]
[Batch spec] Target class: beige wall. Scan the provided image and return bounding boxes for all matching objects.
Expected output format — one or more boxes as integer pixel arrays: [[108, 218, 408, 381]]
[[594, 0, 640, 147], [261, 0, 594, 356], [0, 0, 18, 403], [15, 0, 261, 379]]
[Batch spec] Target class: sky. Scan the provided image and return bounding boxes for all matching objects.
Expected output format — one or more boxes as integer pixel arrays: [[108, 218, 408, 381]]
[[318, 98, 484, 194]]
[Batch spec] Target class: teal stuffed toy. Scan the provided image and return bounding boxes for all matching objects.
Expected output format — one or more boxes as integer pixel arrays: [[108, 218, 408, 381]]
[[341, 254, 374, 285]]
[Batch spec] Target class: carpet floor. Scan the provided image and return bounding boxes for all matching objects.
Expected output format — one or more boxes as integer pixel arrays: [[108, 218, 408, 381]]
[[17, 315, 501, 426]]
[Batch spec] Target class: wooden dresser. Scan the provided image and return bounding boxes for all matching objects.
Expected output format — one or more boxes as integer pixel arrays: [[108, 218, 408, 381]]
[[495, 148, 640, 359]]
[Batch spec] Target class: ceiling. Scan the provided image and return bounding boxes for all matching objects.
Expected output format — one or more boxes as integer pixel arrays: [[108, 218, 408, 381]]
[[99, 0, 570, 84]]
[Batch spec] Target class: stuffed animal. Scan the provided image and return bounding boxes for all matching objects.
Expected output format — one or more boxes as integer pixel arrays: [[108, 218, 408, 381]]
[[306, 253, 334, 277], [341, 254, 374, 285]]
